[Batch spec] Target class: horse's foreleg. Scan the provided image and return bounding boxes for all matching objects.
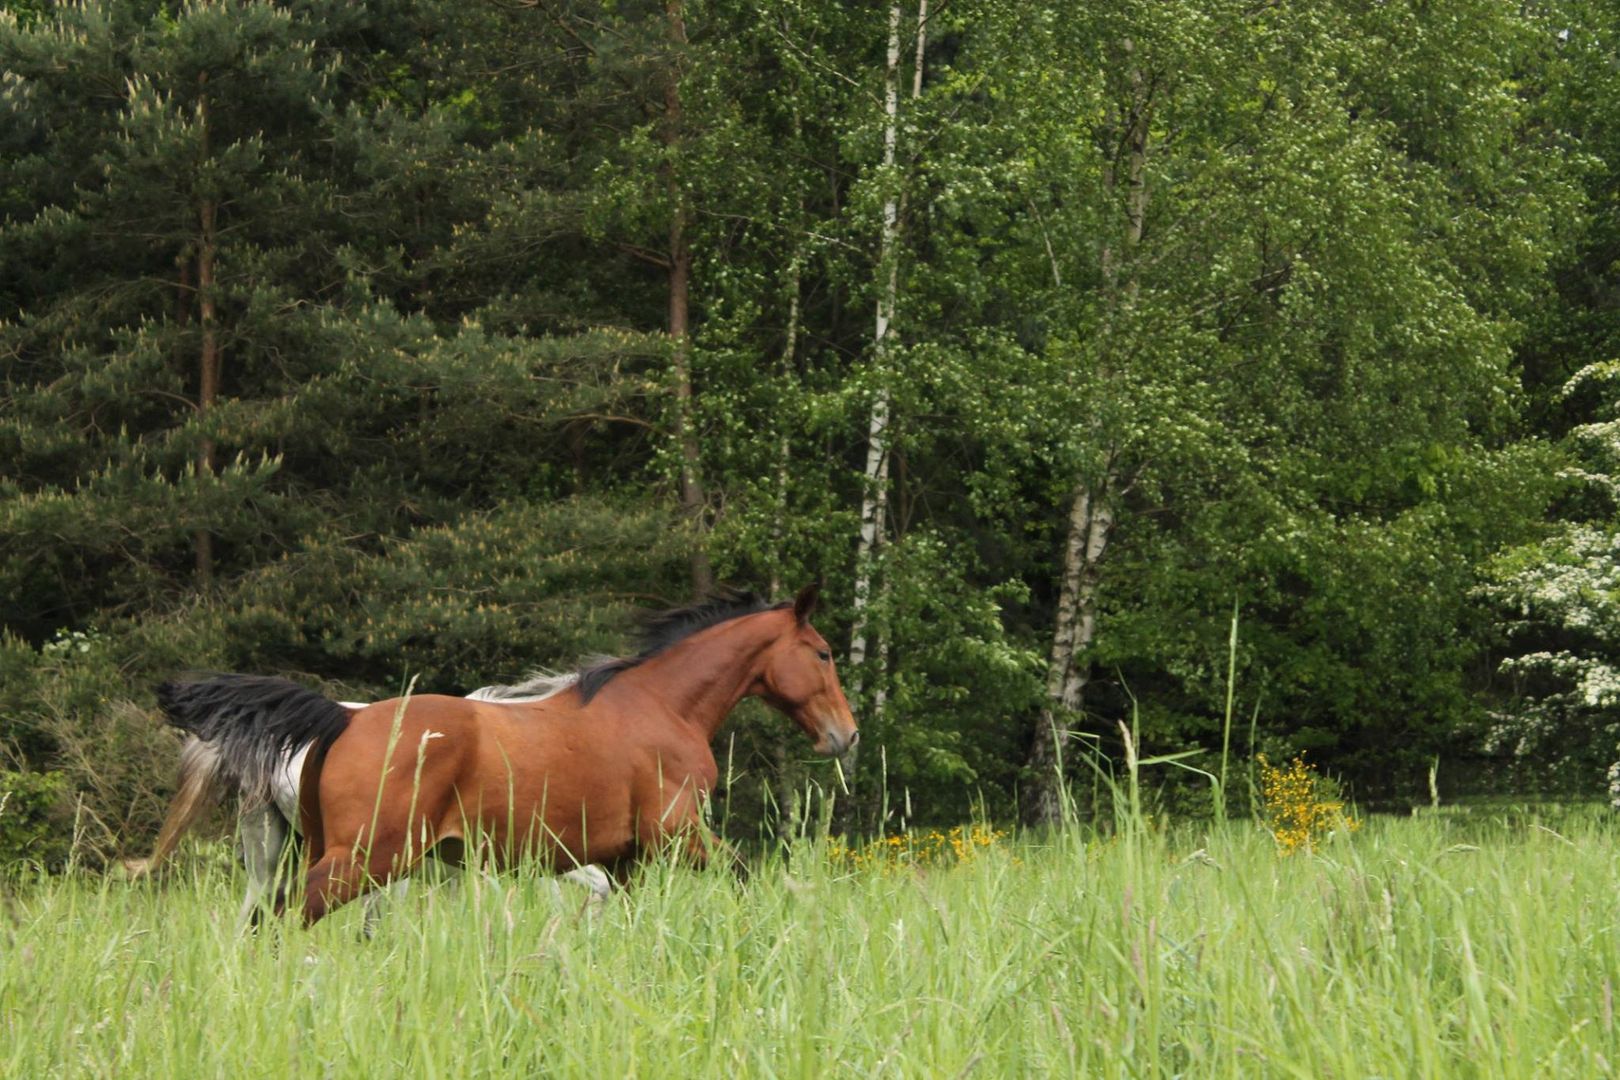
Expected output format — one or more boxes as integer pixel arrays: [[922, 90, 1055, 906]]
[[664, 818, 753, 883], [637, 806, 715, 871], [679, 827, 713, 868], [676, 828, 748, 879]]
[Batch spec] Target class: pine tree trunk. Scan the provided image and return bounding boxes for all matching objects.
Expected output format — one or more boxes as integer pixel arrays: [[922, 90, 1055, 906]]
[[194, 72, 217, 586], [663, 0, 711, 597]]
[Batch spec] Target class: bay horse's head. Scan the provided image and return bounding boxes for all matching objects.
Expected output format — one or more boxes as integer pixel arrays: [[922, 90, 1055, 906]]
[[758, 583, 859, 758]]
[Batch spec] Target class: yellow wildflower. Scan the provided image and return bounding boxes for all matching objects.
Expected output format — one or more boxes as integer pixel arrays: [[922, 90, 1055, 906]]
[[1258, 754, 1360, 855], [827, 824, 1009, 873]]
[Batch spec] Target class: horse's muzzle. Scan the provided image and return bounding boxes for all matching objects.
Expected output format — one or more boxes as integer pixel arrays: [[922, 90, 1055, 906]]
[[819, 726, 859, 758]]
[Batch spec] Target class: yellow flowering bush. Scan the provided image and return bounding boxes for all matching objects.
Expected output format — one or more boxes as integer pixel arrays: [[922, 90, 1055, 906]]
[[828, 824, 1008, 872], [1257, 754, 1359, 855]]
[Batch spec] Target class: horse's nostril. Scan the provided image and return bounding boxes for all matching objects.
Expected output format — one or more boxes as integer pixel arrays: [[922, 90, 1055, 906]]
[[848, 730, 860, 749]]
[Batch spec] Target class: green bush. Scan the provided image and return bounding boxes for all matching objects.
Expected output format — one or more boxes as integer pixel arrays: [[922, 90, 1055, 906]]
[[0, 769, 73, 871]]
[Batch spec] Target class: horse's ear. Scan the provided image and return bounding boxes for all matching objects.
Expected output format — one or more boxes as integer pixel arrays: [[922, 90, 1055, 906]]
[[792, 581, 821, 624]]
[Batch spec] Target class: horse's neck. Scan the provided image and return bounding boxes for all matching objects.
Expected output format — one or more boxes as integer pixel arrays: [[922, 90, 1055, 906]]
[[617, 612, 780, 738]]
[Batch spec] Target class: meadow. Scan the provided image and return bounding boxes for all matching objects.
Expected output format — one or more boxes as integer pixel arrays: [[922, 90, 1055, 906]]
[[2, 806, 1617, 1078]]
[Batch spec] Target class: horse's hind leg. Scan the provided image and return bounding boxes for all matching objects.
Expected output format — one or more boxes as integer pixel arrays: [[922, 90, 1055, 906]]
[[304, 846, 366, 925], [237, 803, 287, 930], [303, 834, 412, 927], [360, 879, 411, 939], [561, 865, 612, 899]]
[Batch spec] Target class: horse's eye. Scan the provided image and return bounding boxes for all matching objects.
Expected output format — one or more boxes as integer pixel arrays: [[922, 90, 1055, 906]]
[[816, 650, 831, 663]]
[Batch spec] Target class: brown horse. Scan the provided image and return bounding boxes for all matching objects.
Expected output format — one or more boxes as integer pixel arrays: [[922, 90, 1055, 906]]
[[293, 584, 854, 924], [134, 675, 610, 929]]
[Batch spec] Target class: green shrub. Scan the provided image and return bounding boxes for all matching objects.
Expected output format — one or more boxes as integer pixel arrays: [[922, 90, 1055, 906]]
[[0, 769, 73, 871]]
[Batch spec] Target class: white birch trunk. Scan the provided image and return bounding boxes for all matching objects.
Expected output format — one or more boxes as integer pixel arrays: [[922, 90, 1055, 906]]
[[844, 2, 927, 819], [847, 3, 905, 701], [849, 1, 924, 709], [1023, 40, 1147, 827], [1024, 484, 1114, 825]]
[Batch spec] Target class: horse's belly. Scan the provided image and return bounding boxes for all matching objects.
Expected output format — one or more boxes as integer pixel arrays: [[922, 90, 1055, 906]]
[[460, 743, 635, 867]]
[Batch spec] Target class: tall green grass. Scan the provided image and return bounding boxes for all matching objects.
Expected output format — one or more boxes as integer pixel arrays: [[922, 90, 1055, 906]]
[[3, 807, 1618, 1077]]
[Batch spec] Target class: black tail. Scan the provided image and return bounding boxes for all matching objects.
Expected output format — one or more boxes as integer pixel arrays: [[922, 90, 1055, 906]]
[[155, 675, 351, 805]]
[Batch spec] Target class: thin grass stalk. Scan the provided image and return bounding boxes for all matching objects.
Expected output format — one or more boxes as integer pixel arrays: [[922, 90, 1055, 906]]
[[877, 742, 891, 839], [364, 674, 418, 880], [1219, 597, 1239, 822], [1247, 695, 1262, 819]]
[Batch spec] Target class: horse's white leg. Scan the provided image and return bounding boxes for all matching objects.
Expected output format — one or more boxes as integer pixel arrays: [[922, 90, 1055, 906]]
[[360, 878, 411, 939], [237, 804, 287, 928], [560, 865, 611, 899]]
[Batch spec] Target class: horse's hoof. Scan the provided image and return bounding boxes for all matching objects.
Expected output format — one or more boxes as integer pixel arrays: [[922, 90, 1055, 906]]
[[577, 865, 612, 899]]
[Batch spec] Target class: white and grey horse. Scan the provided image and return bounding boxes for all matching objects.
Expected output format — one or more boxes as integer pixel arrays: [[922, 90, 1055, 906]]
[[125, 672, 609, 927]]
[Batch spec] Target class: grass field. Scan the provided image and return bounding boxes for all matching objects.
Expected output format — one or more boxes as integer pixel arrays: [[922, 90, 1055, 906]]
[[2, 808, 1618, 1078]]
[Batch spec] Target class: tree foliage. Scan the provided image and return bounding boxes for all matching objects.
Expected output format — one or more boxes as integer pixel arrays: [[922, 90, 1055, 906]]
[[0, 0, 1615, 854]]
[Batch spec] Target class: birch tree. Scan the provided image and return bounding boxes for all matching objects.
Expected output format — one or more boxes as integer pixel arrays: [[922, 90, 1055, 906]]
[[846, 3, 906, 711], [970, 0, 1573, 823], [847, 0, 927, 780], [1021, 35, 1150, 827]]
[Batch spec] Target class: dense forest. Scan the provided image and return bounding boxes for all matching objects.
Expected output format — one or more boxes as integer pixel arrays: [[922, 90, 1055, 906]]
[[2, 0, 1619, 861]]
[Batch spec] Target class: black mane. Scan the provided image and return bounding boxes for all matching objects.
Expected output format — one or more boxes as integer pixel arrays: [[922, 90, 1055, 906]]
[[575, 591, 788, 703]]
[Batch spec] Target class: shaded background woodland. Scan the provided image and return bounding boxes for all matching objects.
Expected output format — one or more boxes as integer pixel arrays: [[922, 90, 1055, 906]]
[[3, 0, 1620, 862]]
